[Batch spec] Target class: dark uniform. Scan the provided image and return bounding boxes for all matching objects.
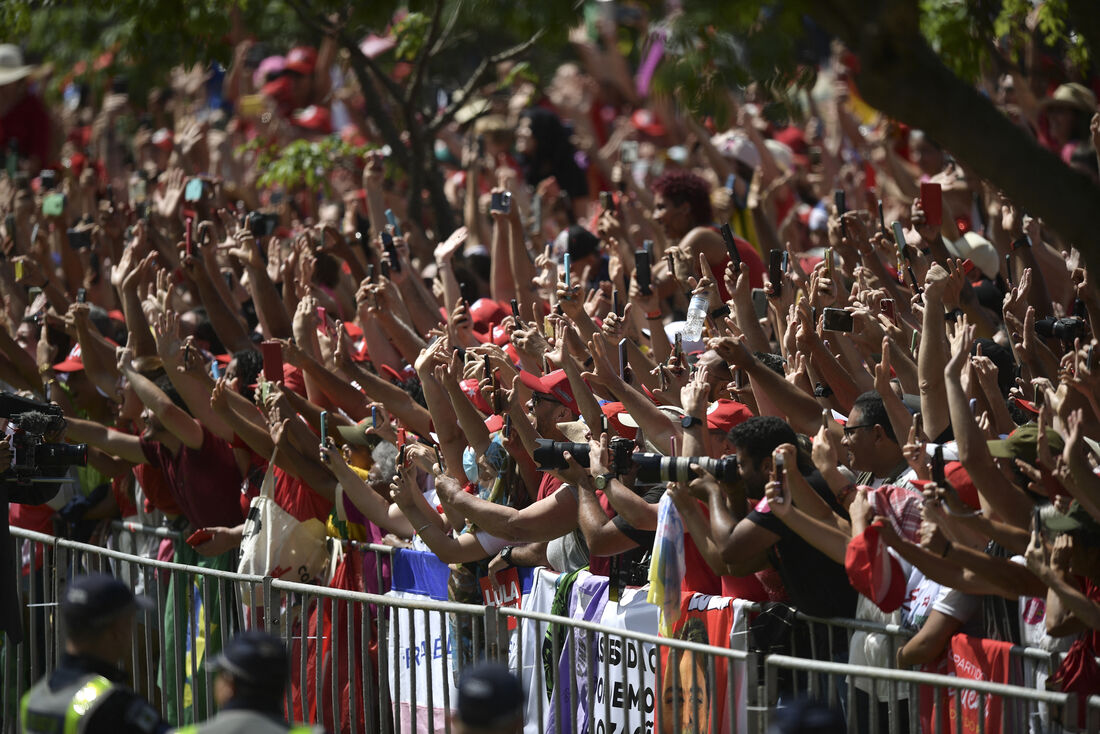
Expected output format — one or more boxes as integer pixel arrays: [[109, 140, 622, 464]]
[[19, 573, 167, 734], [173, 631, 323, 734], [20, 652, 165, 734]]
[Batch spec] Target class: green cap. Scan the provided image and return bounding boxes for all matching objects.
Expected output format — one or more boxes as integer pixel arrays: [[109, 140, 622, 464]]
[[986, 423, 1065, 465], [337, 419, 373, 447]]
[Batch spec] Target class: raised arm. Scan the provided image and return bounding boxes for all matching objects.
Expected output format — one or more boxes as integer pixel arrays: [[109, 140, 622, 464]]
[[64, 416, 146, 465], [118, 348, 203, 449]]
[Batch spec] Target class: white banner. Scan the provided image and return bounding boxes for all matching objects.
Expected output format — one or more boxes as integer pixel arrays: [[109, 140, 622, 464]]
[[593, 585, 661, 734], [386, 590, 458, 733]]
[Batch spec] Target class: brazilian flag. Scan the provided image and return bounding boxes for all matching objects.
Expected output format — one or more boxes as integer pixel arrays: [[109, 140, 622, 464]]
[[160, 544, 234, 725]]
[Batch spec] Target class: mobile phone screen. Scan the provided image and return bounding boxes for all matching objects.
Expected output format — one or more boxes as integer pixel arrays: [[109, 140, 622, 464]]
[[920, 181, 942, 227], [371, 405, 380, 428], [563, 253, 571, 287], [768, 249, 783, 295], [618, 338, 628, 379], [261, 340, 283, 383], [320, 410, 328, 447]]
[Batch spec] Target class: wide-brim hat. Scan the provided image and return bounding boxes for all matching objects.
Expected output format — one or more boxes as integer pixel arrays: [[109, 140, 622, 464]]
[[0, 45, 35, 86]]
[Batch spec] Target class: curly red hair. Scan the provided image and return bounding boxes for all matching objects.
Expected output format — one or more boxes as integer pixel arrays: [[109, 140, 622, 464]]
[[652, 171, 713, 228]]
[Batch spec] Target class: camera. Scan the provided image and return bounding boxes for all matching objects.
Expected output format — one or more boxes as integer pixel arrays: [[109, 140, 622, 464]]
[[630, 453, 739, 484], [247, 211, 279, 239], [533, 437, 739, 484], [1034, 317, 1086, 342], [2, 392, 87, 502], [533, 437, 636, 474]]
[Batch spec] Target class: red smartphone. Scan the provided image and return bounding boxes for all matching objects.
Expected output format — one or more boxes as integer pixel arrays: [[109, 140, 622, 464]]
[[920, 182, 942, 227], [960, 258, 976, 277], [316, 306, 328, 335], [397, 427, 407, 450], [185, 528, 214, 547], [184, 216, 194, 257], [881, 298, 896, 325], [261, 340, 283, 383]]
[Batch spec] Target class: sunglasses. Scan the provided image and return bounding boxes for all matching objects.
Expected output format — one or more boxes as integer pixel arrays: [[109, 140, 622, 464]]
[[842, 424, 876, 435], [531, 393, 563, 407]]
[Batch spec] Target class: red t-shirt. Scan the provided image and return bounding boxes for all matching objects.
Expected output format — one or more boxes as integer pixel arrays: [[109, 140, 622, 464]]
[[140, 426, 244, 529], [0, 92, 53, 167], [272, 467, 332, 523], [132, 463, 183, 516]]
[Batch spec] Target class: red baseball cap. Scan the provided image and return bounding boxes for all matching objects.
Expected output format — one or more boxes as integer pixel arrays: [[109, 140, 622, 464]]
[[468, 298, 506, 332], [53, 343, 84, 372], [518, 369, 579, 417], [460, 378, 494, 414], [292, 105, 332, 134], [600, 402, 636, 440], [284, 46, 317, 76], [705, 399, 754, 432]]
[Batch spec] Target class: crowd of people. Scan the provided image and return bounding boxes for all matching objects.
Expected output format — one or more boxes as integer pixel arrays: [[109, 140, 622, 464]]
[[1, 5, 1100, 732]]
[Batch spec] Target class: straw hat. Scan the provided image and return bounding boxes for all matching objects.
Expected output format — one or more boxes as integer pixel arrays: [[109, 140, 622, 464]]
[[0, 45, 34, 86], [1040, 83, 1097, 114]]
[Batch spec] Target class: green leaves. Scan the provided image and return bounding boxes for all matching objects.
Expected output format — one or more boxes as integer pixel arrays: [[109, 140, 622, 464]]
[[238, 136, 373, 196], [394, 12, 431, 61]]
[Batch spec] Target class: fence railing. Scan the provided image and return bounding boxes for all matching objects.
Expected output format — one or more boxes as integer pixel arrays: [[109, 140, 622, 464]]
[[4, 525, 1096, 734]]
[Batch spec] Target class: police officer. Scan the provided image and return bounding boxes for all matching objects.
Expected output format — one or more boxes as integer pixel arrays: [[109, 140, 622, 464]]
[[452, 662, 524, 734], [20, 573, 167, 734], [175, 631, 322, 733]]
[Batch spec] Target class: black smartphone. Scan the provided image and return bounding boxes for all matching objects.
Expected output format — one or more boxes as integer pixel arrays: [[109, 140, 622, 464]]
[[490, 191, 512, 214], [877, 200, 886, 234], [822, 307, 854, 332], [434, 445, 445, 471], [618, 338, 628, 380], [932, 445, 945, 486], [835, 189, 848, 238], [381, 231, 401, 273], [768, 249, 784, 297], [599, 191, 614, 212], [320, 410, 329, 452], [503, 414, 512, 439], [733, 368, 746, 390], [39, 169, 57, 191], [66, 228, 92, 250], [611, 288, 620, 316], [1088, 345, 1095, 373], [77, 287, 87, 303], [634, 249, 652, 295], [720, 223, 741, 271], [510, 298, 522, 325], [1005, 253, 1013, 287], [367, 263, 376, 283]]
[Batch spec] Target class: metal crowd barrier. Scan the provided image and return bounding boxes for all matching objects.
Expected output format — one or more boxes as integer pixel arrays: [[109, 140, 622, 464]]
[[4, 525, 1095, 734]]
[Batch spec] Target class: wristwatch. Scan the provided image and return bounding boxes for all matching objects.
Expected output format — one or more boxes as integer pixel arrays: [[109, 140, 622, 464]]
[[499, 545, 514, 567], [681, 415, 704, 430], [594, 473, 615, 490]]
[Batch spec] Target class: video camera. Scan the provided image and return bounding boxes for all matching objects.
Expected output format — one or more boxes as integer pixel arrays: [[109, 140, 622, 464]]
[[533, 437, 739, 484], [2, 392, 87, 504]]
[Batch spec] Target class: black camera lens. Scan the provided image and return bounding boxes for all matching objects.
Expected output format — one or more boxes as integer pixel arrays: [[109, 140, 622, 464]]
[[35, 442, 88, 469]]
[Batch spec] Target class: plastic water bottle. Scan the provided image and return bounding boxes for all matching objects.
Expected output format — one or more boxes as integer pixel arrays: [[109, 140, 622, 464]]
[[682, 293, 708, 341]]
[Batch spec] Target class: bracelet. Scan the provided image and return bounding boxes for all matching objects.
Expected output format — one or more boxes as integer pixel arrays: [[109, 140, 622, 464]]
[[940, 541, 953, 558], [646, 310, 662, 320], [415, 523, 433, 535]]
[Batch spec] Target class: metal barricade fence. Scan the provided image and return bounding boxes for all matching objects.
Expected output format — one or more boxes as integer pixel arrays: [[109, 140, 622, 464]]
[[3, 526, 1091, 734], [762, 655, 1100, 734]]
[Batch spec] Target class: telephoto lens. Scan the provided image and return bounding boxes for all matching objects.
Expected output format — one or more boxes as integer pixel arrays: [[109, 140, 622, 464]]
[[631, 454, 739, 484]]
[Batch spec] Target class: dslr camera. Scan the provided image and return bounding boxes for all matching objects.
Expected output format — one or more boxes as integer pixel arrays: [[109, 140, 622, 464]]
[[2, 392, 87, 503], [534, 437, 739, 484]]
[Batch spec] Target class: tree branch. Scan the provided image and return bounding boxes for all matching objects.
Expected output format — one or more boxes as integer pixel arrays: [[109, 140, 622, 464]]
[[428, 29, 545, 134], [404, 0, 448, 110]]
